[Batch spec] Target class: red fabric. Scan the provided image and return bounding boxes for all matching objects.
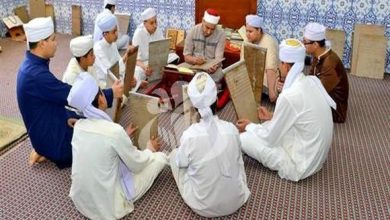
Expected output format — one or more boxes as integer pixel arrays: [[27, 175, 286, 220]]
[[206, 8, 219, 16]]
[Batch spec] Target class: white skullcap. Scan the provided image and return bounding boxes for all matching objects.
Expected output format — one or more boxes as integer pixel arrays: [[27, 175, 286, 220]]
[[279, 39, 306, 91], [70, 35, 93, 57], [68, 72, 112, 121], [246, 14, 262, 28], [141, 8, 157, 21], [187, 72, 217, 119], [203, 9, 220, 25], [24, 17, 54, 49], [97, 13, 117, 32], [104, 0, 116, 7], [304, 22, 326, 41]]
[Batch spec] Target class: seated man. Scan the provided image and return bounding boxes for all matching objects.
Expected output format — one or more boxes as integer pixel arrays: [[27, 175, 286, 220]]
[[237, 39, 335, 181], [183, 9, 226, 82], [94, 12, 135, 89], [303, 22, 349, 123], [170, 72, 250, 217], [68, 73, 168, 220], [16, 17, 119, 168], [241, 15, 279, 102], [132, 7, 179, 91], [93, 0, 130, 50]]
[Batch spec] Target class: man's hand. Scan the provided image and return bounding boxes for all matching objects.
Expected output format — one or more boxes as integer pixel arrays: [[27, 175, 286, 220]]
[[147, 136, 161, 152], [236, 119, 251, 133], [276, 80, 284, 94], [67, 118, 78, 128], [144, 66, 153, 77], [193, 56, 206, 65], [258, 106, 273, 121], [126, 45, 137, 55], [125, 123, 138, 136], [112, 80, 124, 98], [208, 64, 218, 74], [140, 80, 149, 89]]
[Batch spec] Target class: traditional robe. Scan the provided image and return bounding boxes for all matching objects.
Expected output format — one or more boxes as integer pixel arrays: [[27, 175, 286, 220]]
[[62, 57, 99, 87], [171, 116, 250, 217], [183, 24, 226, 82], [16, 51, 76, 168], [240, 73, 333, 181], [70, 119, 167, 220], [94, 38, 125, 88], [309, 49, 349, 123]]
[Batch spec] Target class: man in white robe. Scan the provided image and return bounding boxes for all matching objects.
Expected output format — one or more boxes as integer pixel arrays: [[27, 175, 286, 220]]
[[93, 0, 130, 50], [170, 72, 250, 217], [68, 72, 168, 220], [93, 12, 135, 89], [132, 7, 179, 91], [237, 39, 336, 181]]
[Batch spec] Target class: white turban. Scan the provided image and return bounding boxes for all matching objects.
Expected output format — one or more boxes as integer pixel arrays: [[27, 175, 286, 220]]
[[67, 72, 112, 121], [304, 22, 326, 41], [203, 9, 220, 25], [97, 13, 117, 32], [24, 17, 54, 49], [70, 35, 93, 57], [104, 0, 116, 7], [246, 14, 262, 28], [141, 8, 157, 21]]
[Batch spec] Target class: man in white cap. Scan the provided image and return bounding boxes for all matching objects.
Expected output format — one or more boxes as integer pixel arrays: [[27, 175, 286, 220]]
[[16, 17, 120, 168], [303, 22, 349, 123], [93, 0, 130, 50], [132, 7, 179, 91], [94, 12, 136, 89], [242, 14, 279, 103], [170, 72, 250, 217], [237, 38, 335, 181], [68, 72, 168, 220], [183, 9, 226, 82]]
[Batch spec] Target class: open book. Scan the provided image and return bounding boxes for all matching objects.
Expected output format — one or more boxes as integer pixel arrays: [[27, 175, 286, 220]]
[[165, 64, 194, 75], [178, 57, 225, 71]]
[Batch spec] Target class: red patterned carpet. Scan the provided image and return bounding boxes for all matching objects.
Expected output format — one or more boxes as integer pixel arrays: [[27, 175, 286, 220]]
[[0, 35, 389, 219]]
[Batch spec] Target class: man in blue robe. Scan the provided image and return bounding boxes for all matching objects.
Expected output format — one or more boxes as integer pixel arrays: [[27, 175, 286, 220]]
[[17, 17, 122, 168]]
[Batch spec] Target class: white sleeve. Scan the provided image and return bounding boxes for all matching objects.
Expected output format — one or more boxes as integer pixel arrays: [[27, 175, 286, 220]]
[[175, 135, 190, 168]]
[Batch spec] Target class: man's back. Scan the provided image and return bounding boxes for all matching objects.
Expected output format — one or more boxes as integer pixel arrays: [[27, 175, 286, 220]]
[[178, 117, 250, 217]]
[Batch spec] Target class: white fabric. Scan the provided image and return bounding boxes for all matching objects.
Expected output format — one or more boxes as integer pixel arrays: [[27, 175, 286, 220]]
[[69, 119, 167, 220], [24, 17, 54, 49], [279, 39, 306, 91], [141, 8, 156, 21], [97, 12, 117, 32], [104, 0, 116, 7], [93, 38, 125, 88], [70, 35, 93, 57], [246, 14, 262, 28], [203, 10, 220, 24], [62, 58, 99, 86], [174, 117, 250, 217], [304, 22, 326, 41], [187, 72, 216, 120], [67, 73, 112, 121], [240, 73, 334, 181]]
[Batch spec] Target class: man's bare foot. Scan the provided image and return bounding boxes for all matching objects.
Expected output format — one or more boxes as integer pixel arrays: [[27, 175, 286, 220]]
[[29, 150, 46, 166]]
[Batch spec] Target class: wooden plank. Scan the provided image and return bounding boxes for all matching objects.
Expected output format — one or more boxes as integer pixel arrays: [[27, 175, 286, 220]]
[[109, 61, 120, 79], [223, 60, 259, 123], [127, 92, 160, 150], [123, 46, 138, 96], [13, 5, 30, 23], [115, 13, 130, 34], [326, 29, 345, 60], [243, 42, 267, 104], [354, 34, 386, 79], [182, 84, 199, 129], [166, 28, 185, 50], [72, 5, 81, 36], [29, 0, 46, 19], [106, 71, 121, 122], [148, 38, 170, 81]]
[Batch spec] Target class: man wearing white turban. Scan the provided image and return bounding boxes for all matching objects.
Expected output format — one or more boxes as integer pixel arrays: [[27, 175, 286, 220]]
[[68, 72, 168, 220], [169, 72, 250, 217], [131, 7, 179, 91], [93, 0, 130, 50], [94, 12, 136, 89], [183, 9, 226, 82], [241, 14, 279, 103], [303, 22, 349, 123], [237, 39, 335, 182], [16, 17, 115, 168]]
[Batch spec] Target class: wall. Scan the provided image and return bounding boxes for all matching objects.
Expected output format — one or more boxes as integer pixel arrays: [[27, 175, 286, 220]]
[[1, 0, 389, 72]]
